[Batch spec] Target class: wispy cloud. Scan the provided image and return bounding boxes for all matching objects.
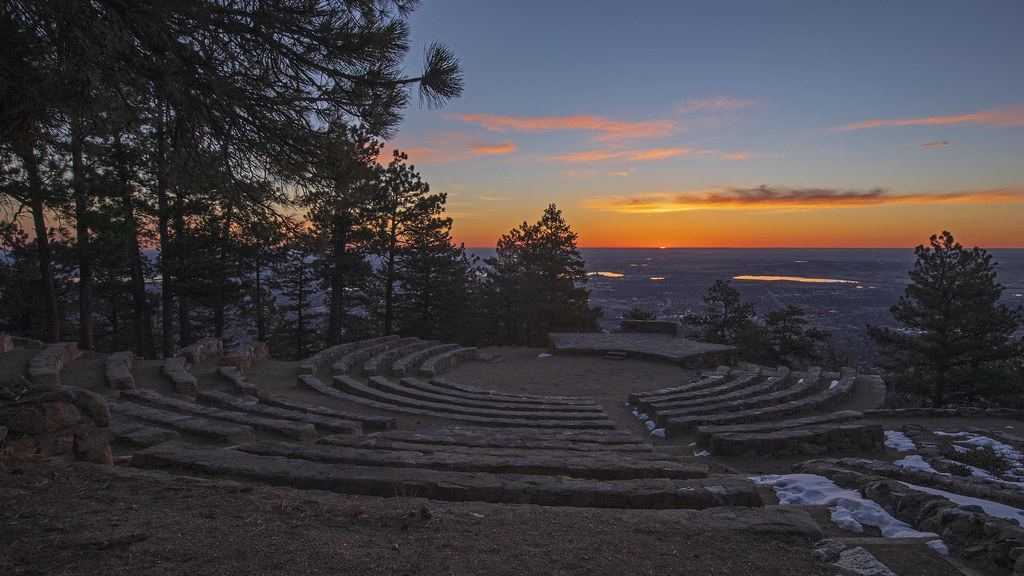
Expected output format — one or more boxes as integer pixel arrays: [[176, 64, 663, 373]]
[[544, 147, 711, 164], [920, 141, 950, 148], [676, 97, 757, 114], [394, 132, 517, 164], [560, 168, 636, 179], [586, 186, 1024, 213], [830, 106, 1024, 133], [450, 113, 678, 141]]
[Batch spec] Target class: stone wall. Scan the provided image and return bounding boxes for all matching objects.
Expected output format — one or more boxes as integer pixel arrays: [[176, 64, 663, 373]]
[[177, 337, 222, 365], [27, 342, 80, 386], [0, 383, 113, 465]]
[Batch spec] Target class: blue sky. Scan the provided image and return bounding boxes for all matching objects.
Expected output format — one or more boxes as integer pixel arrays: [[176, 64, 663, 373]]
[[390, 0, 1024, 248]]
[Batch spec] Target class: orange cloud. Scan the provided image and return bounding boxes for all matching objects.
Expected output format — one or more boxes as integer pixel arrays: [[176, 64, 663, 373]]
[[586, 186, 1024, 214], [722, 152, 751, 160], [920, 141, 950, 148], [676, 97, 757, 114], [831, 106, 1024, 133], [450, 113, 678, 141], [545, 147, 709, 164], [392, 132, 516, 165]]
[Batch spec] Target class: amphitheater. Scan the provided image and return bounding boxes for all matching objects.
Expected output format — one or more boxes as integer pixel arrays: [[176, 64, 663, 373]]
[[3, 331, 1024, 575]]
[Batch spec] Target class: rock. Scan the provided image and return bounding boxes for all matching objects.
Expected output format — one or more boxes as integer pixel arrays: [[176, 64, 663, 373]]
[[832, 547, 896, 576], [812, 538, 846, 562], [0, 333, 12, 352]]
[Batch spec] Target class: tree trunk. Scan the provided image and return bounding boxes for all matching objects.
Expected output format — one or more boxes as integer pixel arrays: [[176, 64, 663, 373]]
[[254, 258, 266, 342], [327, 215, 348, 346], [70, 116, 94, 350], [115, 136, 156, 358], [155, 106, 175, 357], [213, 204, 234, 339], [22, 150, 61, 342]]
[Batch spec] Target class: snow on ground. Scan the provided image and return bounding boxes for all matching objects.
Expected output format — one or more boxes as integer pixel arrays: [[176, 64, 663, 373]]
[[935, 430, 1024, 481], [900, 481, 1024, 523], [884, 430, 916, 451], [751, 474, 940, 539], [894, 455, 947, 475]]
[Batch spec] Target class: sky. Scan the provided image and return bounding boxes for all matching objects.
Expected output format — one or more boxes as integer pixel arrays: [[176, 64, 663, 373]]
[[390, 0, 1024, 248]]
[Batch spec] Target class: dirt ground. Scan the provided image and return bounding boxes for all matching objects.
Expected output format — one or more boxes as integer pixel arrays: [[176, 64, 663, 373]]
[[0, 346, 1012, 575]]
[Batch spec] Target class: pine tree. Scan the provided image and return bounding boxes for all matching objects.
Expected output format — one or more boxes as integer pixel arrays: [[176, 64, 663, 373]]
[[682, 280, 756, 346], [868, 231, 1024, 407]]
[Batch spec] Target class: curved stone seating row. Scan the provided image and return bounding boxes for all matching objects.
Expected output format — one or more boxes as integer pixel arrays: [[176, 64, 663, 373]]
[[132, 440, 762, 509], [321, 426, 655, 453], [707, 419, 884, 457], [28, 342, 80, 386], [382, 377, 605, 413], [429, 377, 594, 404], [641, 368, 791, 413], [694, 409, 865, 449], [217, 366, 262, 397], [332, 337, 419, 375], [418, 346, 479, 377], [660, 369, 864, 437], [107, 398, 256, 444], [633, 368, 761, 411], [391, 343, 459, 377], [178, 337, 222, 365], [237, 439, 708, 481], [259, 392, 395, 431], [220, 342, 268, 372], [650, 368, 818, 425], [362, 339, 439, 376], [108, 417, 183, 448], [161, 356, 198, 398], [297, 335, 398, 375], [626, 365, 732, 405], [297, 374, 614, 429], [196, 390, 362, 435], [119, 388, 317, 442], [338, 375, 615, 426], [105, 351, 135, 390]]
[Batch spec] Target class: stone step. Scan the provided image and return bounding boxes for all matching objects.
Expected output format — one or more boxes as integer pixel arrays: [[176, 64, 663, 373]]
[[340, 375, 614, 424], [131, 441, 761, 509], [107, 399, 255, 444], [636, 372, 759, 411], [108, 416, 183, 447], [238, 440, 708, 480], [333, 337, 418, 375], [298, 336, 399, 375], [324, 426, 652, 451], [119, 389, 317, 442], [651, 371, 820, 425], [708, 420, 885, 457], [298, 374, 614, 429], [391, 343, 459, 377], [429, 377, 594, 403], [362, 339, 436, 376], [418, 347, 478, 377], [643, 369, 795, 411], [626, 365, 734, 405], [196, 390, 362, 435], [374, 376, 605, 414], [260, 392, 396, 431], [694, 410, 866, 448]]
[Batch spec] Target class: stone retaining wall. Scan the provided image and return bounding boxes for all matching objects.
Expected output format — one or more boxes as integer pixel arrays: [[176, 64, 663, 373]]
[[104, 351, 135, 390], [220, 342, 268, 372], [0, 383, 113, 465], [177, 337, 222, 365]]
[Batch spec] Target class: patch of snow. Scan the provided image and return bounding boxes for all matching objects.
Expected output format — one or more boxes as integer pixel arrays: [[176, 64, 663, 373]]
[[637, 413, 650, 421], [884, 430, 916, 451], [927, 540, 949, 555], [694, 450, 709, 457], [751, 474, 939, 539], [688, 442, 696, 447], [900, 481, 1024, 523], [894, 455, 947, 476], [650, 428, 666, 438], [829, 380, 839, 389], [645, 420, 656, 431], [536, 353, 552, 358]]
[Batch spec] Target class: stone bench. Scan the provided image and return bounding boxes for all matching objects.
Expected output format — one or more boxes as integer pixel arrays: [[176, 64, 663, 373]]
[[626, 365, 732, 405], [651, 369, 819, 424], [417, 346, 479, 377], [344, 375, 615, 424], [220, 342, 268, 372], [263, 388, 395, 431], [177, 337, 222, 365], [377, 377, 605, 414], [216, 366, 262, 397], [362, 339, 438, 376], [104, 351, 136, 390], [401, 377, 605, 411], [27, 342, 80, 386], [120, 388, 317, 442], [708, 420, 885, 456], [636, 371, 761, 411], [662, 370, 861, 437], [108, 418, 183, 447], [332, 337, 418, 375], [236, 440, 708, 481], [429, 377, 594, 403], [297, 336, 398, 375], [647, 370, 799, 413], [196, 390, 362, 435], [162, 356, 198, 398], [107, 398, 255, 444], [132, 441, 761, 509], [323, 426, 655, 453], [694, 410, 866, 448], [391, 343, 459, 377], [299, 373, 614, 429]]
